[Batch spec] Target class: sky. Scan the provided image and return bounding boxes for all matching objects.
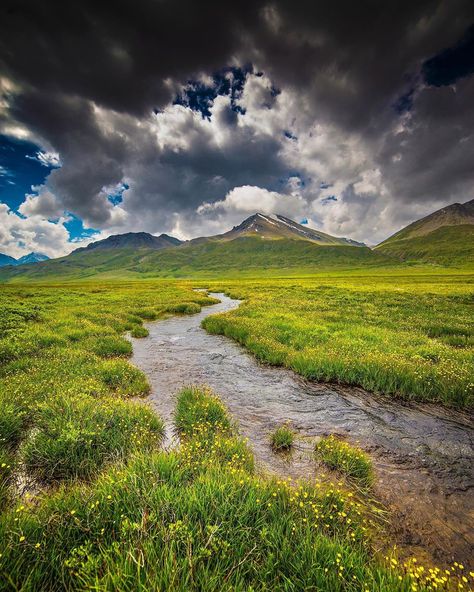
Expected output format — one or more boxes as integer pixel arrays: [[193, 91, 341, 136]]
[[0, 1, 473, 258]]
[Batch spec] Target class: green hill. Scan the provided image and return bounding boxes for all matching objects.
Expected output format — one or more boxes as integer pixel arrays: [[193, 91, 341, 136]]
[[0, 213, 392, 282], [375, 199, 474, 266], [0, 237, 393, 282]]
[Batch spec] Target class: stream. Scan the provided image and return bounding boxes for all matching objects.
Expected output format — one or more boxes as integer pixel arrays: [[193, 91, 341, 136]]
[[131, 293, 474, 568]]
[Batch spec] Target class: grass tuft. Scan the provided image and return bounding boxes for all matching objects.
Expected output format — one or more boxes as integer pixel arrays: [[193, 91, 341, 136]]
[[167, 302, 201, 314], [315, 435, 374, 488], [0, 449, 14, 510], [270, 423, 295, 451], [130, 324, 149, 338], [175, 385, 232, 437], [23, 395, 164, 482]]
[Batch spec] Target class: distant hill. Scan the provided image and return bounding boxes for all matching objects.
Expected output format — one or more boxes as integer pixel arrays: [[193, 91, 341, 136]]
[[0, 214, 384, 282], [72, 232, 182, 253], [192, 213, 365, 246], [16, 252, 50, 265], [0, 253, 17, 267], [375, 198, 474, 265], [0, 252, 49, 267]]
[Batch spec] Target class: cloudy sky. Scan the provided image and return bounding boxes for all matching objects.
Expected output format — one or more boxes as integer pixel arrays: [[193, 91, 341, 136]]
[[0, 0, 473, 257]]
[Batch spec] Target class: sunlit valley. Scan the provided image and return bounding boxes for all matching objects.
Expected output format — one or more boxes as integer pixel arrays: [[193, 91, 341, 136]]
[[0, 2, 473, 591]]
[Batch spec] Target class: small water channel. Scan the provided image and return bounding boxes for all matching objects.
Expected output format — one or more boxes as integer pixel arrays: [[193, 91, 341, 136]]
[[131, 293, 474, 568]]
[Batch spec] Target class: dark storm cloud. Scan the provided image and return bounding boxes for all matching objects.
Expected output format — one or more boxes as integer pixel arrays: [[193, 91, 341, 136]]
[[0, 0, 260, 115], [1, 0, 474, 247]]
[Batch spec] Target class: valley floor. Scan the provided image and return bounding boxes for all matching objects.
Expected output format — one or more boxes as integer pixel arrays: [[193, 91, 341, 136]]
[[0, 269, 473, 590]]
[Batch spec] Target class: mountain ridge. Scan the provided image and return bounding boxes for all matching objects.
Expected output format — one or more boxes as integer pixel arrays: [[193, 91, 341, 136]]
[[377, 198, 474, 246], [375, 198, 473, 264], [191, 213, 365, 246], [0, 251, 50, 268], [72, 232, 182, 254], [0, 213, 380, 281]]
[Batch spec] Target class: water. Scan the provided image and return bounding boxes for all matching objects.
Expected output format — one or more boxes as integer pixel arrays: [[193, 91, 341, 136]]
[[131, 293, 474, 567]]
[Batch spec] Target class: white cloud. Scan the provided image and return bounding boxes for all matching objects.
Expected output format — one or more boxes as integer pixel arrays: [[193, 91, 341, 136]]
[[198, 185, 306, 218], [25, 150, 62, 168], [19, 187, 64, 219], [0, 204, 95, 258]]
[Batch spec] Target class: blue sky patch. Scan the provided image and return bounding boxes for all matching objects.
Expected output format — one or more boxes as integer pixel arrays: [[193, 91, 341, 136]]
[[107, 182, 129, 205], [174, 65, 253, 119], [64, 213, 100, 242], [0, 135, 55, 211]]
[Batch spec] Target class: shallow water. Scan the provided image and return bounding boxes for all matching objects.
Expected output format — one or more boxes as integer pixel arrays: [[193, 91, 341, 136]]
[[131, 293, 474, 567]]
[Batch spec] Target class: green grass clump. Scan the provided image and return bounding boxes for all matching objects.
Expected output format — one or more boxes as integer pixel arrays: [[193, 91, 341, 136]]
[[175, 385, 232, 437], [98, 358, 150, 397], [132, 308, 159, 320], [0, 449, 14, 510], [89, 335, 133, 357], [315, 435, 374, 488], [23, 395, 164, 482], [167, 301, 201, 314], [1, 386, 453, 592], [0, 393, 28, 451], [130, 324, 149, 338], [270, 424, 295, 451]]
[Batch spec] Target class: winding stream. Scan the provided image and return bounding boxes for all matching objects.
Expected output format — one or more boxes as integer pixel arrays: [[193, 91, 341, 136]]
[[131, 293, 474, 568]]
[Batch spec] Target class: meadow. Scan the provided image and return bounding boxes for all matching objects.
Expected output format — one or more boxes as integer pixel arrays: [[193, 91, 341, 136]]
[[0, 281, 217, 509], [203, 271, 474, 408], [1, 384, 468, 591], [0, 271, 473, 590]]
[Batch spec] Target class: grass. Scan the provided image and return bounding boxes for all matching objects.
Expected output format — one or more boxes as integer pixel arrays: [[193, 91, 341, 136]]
[[203, 271, 474, 408], [375, 224, 474, 266], [23, 394, 164, 482], [175, 385, 232, 436], [0, 273, 472, 589], [315, 436, 374, 488], [0, 449, 14, 510], [0, 237, 396, 282], [1, 386, 466, 591], [0, 281, 217, 493], [270, 424, 295, 451]]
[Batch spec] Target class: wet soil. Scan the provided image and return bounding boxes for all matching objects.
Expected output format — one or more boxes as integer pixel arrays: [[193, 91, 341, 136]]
[[131, 293, 474, 568]]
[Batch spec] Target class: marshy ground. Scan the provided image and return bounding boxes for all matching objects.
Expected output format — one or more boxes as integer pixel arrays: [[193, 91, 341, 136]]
[[0, 272, 473, 590]]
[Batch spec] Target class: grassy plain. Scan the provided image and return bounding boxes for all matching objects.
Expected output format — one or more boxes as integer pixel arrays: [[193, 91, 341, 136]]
[[0, 268, 472, 589], [0, 281, 217, 506], [1, 385, 466, 591], [203, 270, 474, 408]]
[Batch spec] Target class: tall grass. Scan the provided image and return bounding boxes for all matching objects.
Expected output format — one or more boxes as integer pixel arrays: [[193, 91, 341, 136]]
[[23, 395, 164, 482], [315, 435, 374, 488], [0, 282, 217, 496], [1, 386, 463, 591], [270, 424, 295, 451], [203, 274, 474, 408]]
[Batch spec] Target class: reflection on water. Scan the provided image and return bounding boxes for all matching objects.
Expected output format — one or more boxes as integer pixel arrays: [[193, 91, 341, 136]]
[[131, 293, 474, 567]]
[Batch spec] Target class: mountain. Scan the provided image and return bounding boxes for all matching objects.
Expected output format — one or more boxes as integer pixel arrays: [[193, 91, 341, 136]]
[[0, 214, 388, 282], [16, 252, 50, 265], [192, 213, 365, 246], [0, 253, 18, 267], [375, 198, 474, 265], [0, 252, 49, 267], [72, 232, 182, 253]]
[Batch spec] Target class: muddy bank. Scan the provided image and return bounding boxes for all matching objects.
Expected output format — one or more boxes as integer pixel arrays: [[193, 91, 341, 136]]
[[131, 293, 474, 568]]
